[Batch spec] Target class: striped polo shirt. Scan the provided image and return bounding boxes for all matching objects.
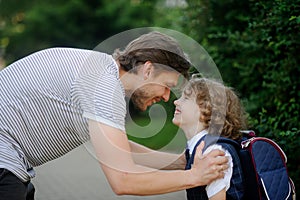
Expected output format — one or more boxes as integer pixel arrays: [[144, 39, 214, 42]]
[[0, 48, 126, 182]]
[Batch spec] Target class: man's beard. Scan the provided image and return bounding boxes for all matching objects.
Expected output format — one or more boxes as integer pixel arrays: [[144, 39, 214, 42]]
[[130, 88, 150, 111]]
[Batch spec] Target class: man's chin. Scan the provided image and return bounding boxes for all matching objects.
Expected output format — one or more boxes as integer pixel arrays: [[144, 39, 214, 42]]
[[139, 105, 148, 112], [132, 101, 148, 112]]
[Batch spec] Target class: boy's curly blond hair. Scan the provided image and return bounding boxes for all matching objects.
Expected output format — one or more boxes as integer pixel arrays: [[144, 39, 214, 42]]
[[183, 78, 247, 140]]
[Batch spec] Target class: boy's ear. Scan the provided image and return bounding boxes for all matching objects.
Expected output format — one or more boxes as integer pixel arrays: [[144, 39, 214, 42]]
[[142, 61, 154, 80]]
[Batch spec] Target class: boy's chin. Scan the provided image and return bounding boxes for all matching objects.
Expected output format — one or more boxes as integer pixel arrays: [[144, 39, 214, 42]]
[[172, 118, 180, 127]]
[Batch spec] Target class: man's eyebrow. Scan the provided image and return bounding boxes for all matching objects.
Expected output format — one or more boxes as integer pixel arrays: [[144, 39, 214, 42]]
[[168, 82, 177, 87], [168, 82, 179, 89]]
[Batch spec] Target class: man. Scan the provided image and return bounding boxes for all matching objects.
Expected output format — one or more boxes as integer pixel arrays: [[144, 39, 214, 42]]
[[0, 31, 228, 199]]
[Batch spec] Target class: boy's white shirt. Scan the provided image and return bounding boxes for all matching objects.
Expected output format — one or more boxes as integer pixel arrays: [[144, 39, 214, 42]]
[[187, 130, 233, 198]]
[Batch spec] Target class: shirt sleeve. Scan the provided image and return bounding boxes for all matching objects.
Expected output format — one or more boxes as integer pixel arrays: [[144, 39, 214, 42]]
[[71, 53, 126, 131], [204, 144, 233, 198], [82, 73, 126, 131]]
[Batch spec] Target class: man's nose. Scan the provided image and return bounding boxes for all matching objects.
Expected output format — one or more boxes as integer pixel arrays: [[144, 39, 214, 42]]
[[162, 88, 171, 102]]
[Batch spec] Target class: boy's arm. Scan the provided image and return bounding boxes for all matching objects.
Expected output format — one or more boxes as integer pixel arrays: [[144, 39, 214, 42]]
[[89, 120, 228, 195], [129, 140, 186, 170]]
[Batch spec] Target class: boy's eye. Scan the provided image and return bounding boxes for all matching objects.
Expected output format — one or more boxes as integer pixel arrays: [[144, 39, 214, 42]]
[[182, 95, 189, 100]]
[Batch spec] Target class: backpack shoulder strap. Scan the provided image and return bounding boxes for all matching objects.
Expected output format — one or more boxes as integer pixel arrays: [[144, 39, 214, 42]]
[[217, 137, 241, 150], [216, 136, 260, 200]]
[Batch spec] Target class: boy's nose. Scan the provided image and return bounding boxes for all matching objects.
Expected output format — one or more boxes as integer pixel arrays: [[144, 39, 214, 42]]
[[174, 99, 179, 105]]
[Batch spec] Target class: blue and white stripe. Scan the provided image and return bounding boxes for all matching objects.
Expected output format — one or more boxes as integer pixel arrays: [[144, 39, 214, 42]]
[[0, 48, 126, 182]]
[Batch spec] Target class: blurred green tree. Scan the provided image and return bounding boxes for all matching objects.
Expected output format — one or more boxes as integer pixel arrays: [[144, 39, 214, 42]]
[[0, 0, 187, 150], [0, 0, 158, 63], [1, 0, 299, 190], [182, 0, 300, 191]]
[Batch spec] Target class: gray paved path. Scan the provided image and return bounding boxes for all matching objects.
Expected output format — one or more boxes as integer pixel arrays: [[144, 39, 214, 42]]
[[32, 143, 185, 200]]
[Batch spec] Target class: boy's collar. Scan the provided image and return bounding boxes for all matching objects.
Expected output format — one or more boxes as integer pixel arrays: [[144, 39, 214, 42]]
[[186, 129, 208, 153]]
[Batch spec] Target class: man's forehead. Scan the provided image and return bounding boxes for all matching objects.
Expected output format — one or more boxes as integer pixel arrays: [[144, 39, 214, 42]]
[[162, 72, 188, 95], [175, 74, 188, 88], [159, 71, 180, 82]]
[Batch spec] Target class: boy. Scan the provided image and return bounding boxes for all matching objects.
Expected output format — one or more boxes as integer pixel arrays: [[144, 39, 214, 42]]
[[173, 77, 247, 199]]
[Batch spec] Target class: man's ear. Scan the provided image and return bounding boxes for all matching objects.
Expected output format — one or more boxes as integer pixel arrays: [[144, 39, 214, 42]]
[[142, 61, 154, 80]]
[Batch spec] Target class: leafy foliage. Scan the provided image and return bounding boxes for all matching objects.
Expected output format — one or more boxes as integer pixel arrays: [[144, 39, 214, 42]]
[[0, 0, 157, 63]]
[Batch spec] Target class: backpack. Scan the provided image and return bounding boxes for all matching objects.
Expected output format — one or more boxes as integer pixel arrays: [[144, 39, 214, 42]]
[[205, 130, 296, 200]]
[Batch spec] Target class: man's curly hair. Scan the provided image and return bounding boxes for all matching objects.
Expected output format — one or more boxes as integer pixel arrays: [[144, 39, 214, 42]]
[[183, 78, 248, 140]]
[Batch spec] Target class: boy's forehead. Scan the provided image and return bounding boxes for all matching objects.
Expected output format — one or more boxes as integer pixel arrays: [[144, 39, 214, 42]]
[[183, 84, 197, 96]]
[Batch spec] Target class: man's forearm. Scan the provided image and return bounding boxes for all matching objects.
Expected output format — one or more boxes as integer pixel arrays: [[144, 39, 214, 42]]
[[101, 162, 197, 195], [89, 121, 227, 196], [129, 140, 186, 170]]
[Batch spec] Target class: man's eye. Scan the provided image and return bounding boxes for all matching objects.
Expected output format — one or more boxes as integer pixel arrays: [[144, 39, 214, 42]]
[[166, 83, 175, 88]]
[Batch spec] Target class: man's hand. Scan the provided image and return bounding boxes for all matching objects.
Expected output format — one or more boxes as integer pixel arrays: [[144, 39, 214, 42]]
[[190, 141, 229, 186]]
